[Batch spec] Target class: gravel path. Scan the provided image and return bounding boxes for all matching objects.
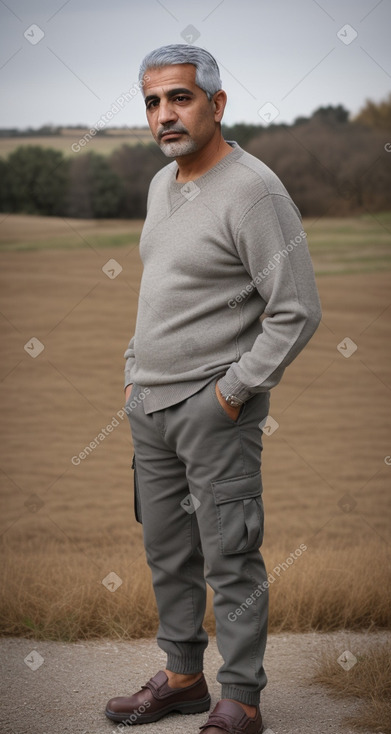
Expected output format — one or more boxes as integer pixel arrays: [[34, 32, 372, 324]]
[[1, 631, 388, 734]]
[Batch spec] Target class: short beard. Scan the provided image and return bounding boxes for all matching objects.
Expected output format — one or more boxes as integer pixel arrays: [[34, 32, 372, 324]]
[[159, 136, 199, 158]]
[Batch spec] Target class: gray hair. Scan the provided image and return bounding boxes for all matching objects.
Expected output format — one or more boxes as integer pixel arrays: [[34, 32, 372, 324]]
[[139, 44, 222, 100]]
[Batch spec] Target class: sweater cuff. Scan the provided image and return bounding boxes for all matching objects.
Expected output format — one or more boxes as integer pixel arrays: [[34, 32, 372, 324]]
[[124, 360, 136, 389], [217, 369, 254, 403]]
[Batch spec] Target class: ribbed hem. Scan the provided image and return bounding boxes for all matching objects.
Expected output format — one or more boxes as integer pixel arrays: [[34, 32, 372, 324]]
[[166, 650, 204, 675], [141, 376, 214, 414], [221, 685, 261, 706]]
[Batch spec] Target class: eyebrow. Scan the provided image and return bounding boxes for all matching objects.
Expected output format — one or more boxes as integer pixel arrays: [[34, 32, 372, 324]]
[[144, 88, 194, 106]]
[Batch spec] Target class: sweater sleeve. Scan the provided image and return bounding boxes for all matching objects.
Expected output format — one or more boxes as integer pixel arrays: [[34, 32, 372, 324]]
[[124, 336, 136, 389], [217, 192, 322, 402], [122, 172, 160, 390]]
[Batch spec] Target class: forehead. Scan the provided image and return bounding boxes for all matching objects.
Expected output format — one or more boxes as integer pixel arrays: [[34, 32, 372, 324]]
[[142, 64, 198, 96]]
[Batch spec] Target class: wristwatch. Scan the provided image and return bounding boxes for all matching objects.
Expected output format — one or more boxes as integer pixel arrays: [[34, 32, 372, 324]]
[[225, 394, 244, 408]]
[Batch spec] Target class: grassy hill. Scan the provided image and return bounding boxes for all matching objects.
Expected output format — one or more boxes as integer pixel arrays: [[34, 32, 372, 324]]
[[0, 127, 154, 158]]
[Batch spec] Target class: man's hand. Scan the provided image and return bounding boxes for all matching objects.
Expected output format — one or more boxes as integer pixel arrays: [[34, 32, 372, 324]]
[[215, 381, 241, 421], [125, 384, 133, 402]]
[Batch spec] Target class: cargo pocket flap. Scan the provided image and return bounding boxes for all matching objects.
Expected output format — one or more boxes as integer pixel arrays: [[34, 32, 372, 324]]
[[211, 471, 262, 505], [210, 471, 264, 554]]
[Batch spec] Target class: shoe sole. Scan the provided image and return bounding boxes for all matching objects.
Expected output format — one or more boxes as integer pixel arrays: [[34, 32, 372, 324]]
[[105, 693, 211, 724]]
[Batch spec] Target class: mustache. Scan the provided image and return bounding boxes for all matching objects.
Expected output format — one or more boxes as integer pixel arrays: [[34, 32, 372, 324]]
[[158, 125, 189, 140]]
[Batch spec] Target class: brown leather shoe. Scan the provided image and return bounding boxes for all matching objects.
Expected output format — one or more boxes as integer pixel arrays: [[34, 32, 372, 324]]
[[199, 699, 264, 733], [105, 670, 211, 724]]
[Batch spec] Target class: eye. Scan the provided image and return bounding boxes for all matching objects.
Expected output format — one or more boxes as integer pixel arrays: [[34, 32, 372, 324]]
[[146, 99, 159, 110], [174, 95, 190, 103]]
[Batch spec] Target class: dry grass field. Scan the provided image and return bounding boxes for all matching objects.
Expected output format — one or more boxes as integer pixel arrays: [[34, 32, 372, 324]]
[[0, 128, 153, 158], [313, 640, 391, 733], [0, 213, 390, 643]]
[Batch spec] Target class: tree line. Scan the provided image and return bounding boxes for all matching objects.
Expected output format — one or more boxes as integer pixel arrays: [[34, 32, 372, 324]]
[[0, 97, 390, 219]]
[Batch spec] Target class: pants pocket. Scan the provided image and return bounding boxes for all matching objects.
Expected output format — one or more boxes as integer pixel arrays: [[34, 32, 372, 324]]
[[211, 377, 245, 424], [131, 454, 142, 524], [211, 471, 264, 555]]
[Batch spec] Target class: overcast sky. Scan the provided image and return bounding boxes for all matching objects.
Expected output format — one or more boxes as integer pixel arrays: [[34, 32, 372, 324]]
[[0, 0, 390, 130]]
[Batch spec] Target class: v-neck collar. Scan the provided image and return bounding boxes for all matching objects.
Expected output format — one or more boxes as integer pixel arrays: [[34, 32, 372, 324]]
[[166, 141, 243, 215]]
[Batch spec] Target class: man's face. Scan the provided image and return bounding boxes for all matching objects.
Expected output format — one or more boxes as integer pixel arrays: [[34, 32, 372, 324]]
[[142, 64, 218, 158]]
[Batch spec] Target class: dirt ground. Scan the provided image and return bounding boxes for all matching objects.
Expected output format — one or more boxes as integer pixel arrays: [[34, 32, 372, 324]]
[[1, 631, 389, 734]]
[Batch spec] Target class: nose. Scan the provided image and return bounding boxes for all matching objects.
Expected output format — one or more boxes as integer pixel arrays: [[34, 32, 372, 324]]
[[157, 99, 177, 126]]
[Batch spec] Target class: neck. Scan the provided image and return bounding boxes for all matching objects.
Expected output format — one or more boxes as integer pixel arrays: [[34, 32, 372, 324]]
[[175, 132, 233, 183]]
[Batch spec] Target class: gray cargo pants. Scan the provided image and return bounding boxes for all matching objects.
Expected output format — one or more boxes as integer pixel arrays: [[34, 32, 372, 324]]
[[127, 375, 270, 706]]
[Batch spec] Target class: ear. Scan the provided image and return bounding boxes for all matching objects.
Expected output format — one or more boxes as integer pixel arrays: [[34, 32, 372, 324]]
[[212, 90, 227, 122]]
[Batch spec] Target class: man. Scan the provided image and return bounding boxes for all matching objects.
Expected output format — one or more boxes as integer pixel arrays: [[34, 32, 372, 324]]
[[106, 44, 321, 733]]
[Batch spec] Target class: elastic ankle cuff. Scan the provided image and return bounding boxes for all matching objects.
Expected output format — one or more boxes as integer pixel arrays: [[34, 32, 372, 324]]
[[221, 685, 260, 706], [166, 651, 204, 675]]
